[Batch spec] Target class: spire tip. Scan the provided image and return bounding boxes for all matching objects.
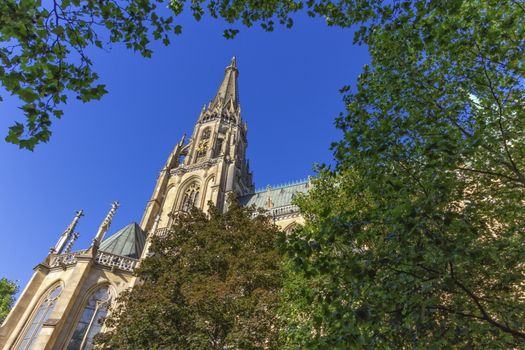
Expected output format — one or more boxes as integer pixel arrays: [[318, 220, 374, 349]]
[[229, 56, 237, 68]]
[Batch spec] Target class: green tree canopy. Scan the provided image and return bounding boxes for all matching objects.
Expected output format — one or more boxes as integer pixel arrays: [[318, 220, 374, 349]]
[[98, 200, 284, 349], [280, 1, 525, 348], [0, 277, 18, 324]]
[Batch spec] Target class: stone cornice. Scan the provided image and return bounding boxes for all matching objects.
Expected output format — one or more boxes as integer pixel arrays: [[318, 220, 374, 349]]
[[171, 158, 219, 176]]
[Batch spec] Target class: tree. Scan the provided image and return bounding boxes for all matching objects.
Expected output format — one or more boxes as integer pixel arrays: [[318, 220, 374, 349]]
[[280, 1, 525, 348], [98, 200, 284, 349], [0, 278, 18, 323]]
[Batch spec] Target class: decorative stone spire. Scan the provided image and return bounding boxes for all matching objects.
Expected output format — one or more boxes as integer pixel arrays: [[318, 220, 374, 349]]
[[52, 210, 84, 254], [93, 201, 120, 246], [209, 56, 240, 113], [63, 232, 79, 254]]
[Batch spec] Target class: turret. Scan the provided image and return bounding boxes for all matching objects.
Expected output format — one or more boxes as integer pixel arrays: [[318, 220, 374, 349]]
[[93, 201, 120, 246], [51, 210, 83, 254]]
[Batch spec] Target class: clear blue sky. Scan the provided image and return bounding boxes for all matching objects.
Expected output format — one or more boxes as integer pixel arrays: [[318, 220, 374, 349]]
[[0, 13, 369, 290]]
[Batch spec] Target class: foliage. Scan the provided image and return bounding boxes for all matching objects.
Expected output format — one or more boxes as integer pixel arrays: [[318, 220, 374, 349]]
[[280, 1, 525, 348], [0, 277, 18, 324], [98, 200, 283, 349], [0, 0, 176, 149]]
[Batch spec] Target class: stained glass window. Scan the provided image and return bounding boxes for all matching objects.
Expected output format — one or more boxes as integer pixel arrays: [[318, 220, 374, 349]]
[[67, 286, 112, 350], [181, 183, 200, 212], [17, 284, 63, 350]]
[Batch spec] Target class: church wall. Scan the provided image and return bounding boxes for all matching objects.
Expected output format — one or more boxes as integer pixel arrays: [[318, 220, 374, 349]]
[[0, 268, 48, 348], [2, 257, 91, 349], [275, 216, 305, 233], [53, 265, 133, 349]]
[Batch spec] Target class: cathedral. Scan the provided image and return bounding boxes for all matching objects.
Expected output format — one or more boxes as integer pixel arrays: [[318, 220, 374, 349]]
[[0, 58, 307, 349]]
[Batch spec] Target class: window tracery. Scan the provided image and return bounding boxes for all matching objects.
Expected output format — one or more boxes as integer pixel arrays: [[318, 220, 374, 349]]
[[67, 286, 112, 350], [17, 284, 63, 350], [214, 138, 224, 157], [181, 183, 200, 212], [201, 128, 211, 139]]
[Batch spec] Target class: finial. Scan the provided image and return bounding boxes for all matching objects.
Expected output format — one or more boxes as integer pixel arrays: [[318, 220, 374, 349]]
[[265, 196, 274, 209], [52, 209, 84, 254], [93, 201, 120, 246], [229, 56, 237, 69]]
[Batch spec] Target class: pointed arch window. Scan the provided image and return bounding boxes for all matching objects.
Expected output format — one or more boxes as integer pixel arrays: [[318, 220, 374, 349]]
[[67, 286, 112, 350], [181, 183, 200, 212], [201, 127, 211, 139], [17, 284, 63, 350]]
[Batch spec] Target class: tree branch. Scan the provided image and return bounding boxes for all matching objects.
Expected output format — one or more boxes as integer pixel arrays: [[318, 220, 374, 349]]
[[449, 263, 525, 340]]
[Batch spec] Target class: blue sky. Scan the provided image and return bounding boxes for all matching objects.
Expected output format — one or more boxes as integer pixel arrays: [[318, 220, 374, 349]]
[[0, 13, 369, 289]]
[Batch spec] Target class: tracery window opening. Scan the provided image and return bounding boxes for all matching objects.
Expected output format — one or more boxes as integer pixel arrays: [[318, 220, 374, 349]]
[[202, 113, 218, 123], [17, 284, 63, 350], [181, 183, 200, 212], [201, 128, 211, 139], [67, 286, 112, 350], [214, 138, 224, 157]]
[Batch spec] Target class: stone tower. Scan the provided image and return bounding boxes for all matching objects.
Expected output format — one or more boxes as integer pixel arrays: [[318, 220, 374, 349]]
[[0, 58, 306, 350], [140, 57, 254, 236]]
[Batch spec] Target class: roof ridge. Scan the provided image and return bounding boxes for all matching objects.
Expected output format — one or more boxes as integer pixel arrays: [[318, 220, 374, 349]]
[[249, 178, 309, 195]]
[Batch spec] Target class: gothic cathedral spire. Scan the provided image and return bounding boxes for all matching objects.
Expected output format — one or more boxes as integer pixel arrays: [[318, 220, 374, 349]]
[[208, 56, 240, 115], [139, 58, 254, 235]]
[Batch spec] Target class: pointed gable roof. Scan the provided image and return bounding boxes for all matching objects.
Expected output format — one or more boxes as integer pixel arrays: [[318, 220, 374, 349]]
[[99, 222, 146, 259]]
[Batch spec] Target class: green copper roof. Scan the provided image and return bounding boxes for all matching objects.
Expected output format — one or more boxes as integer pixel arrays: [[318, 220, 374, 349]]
[[239, 180, 309, 209], [99, 222, 146, 259]]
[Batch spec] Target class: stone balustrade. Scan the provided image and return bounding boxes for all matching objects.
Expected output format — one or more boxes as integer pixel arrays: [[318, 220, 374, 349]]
[[251, 204, 300, 220], [50, 252, 82, 268], [271, 204, 300, 218], [94, 251, 138, 272], [155, 227, 175, 237], [50, 250, 138, 272]]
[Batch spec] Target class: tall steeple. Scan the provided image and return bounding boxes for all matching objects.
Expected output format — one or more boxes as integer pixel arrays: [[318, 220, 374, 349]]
[[93, 201, 120, 246], [140, 57, 254, 234], [210, 56, 239, 112]]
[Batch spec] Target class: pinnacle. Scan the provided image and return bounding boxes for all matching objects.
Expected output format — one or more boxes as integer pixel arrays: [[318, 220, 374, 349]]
[[210, 57, 240, 111], [229, 56, 237, 69]]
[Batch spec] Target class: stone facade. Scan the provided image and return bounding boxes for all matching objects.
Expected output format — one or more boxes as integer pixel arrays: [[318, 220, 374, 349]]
[[0, 58, 306, 350]]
